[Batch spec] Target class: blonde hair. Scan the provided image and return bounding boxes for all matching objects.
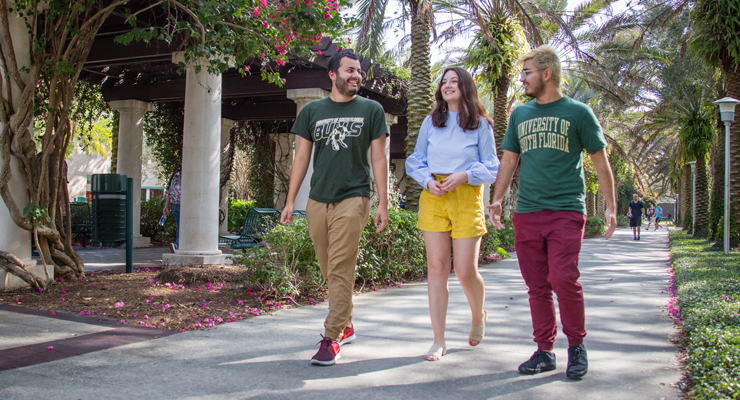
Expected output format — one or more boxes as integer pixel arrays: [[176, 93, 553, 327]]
[[519, 45, 561, 88]]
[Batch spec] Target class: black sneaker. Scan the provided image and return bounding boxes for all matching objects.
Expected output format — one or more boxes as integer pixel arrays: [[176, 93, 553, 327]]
[[518, 349, 556, 374], [566, 344, 588, 379]]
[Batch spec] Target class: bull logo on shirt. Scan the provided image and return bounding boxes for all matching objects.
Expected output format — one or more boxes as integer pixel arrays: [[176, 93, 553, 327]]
[[326, 126, 350, 151], [314, 117, 364, 151]]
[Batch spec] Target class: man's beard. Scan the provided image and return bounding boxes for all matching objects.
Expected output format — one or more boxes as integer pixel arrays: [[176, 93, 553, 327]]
[[524, 76, 545, 99], [336, 75, 360, 96]]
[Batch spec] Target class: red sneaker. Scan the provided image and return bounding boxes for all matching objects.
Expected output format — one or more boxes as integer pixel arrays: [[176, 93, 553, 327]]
[[339, 324, 356, 346], [311, 335, 340, 366]]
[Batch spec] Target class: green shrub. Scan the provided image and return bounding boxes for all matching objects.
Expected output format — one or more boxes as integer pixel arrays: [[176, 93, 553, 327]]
[[356, 207, 427, 286], [617, 215, 630, 227], [584, 216, 606, 238], [140, 198, 177, 242], [480, 218, 513, 263], [228, 199, 256, 233], [231, 206, 428, 298], [670, 231, 740, 398]]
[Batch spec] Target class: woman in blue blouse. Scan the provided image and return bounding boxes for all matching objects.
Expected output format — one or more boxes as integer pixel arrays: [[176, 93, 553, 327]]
[[406, 67, 500, 361]]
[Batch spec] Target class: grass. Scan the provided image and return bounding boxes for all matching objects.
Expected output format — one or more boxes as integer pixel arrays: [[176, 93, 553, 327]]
[[669, 231, 740, 399]]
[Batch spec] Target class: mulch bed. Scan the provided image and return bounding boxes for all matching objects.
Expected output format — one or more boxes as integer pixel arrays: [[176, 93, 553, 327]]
[[0, 265, 333, 332]]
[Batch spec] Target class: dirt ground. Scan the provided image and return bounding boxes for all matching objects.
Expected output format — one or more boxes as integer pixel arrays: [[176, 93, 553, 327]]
[[0, 265, 338, 332]]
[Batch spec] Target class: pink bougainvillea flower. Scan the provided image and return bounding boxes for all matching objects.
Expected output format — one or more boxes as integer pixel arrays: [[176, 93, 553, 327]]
[[253, 6, 260, 17], [80, 311, 85, 315], [114, 301, 124, 307], [61, 289, 66, 294], [47, 346, 53, 351], [260, 0, 266, 5], [200, 304, 206, 309], [120, 320, 125, 323], [146, 300, 151, 303], [50, 310, 56, 316], [161, 323, 166, 327], [237, 299, 244, 305], [133, 313, 138, 317], [60, 298, 65, 301], [144, 315, 149, 319], [58, 277, 64, 282], [229, 311, 235, 316]]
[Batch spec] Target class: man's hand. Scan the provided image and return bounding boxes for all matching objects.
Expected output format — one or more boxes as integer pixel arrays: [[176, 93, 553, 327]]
[[374, 204, 389, 232], [280, 203, 295, 225], [604, 208, 617, 239], [439, 172, 467, 193], [486, 201, 505, 230], [162, 205, 169, 215], [427, 179, 446, 197]]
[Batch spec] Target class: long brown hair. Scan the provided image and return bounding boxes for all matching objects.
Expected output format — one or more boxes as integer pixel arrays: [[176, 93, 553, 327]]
[[431, 67, 493, 131]]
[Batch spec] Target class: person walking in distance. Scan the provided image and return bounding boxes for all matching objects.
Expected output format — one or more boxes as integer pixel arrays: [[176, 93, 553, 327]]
[[280, 50, 389, 366], [406, 67, 500, 361], [654, 205, 663, 230], [487, 45, 617, 380], [162, 169, 182, 253], [628, 194, 645, 240], [646, 205, 656, 230]]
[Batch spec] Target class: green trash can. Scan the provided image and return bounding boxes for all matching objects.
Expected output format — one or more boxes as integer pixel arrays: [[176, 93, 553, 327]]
[[91, 174, 128, 247]]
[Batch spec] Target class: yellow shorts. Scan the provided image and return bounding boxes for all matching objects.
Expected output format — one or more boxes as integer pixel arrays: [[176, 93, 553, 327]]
[[417, 175, 487, 239]]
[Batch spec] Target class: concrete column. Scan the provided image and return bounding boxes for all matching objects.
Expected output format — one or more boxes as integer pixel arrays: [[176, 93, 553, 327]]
[[0, 9, 46, 289], [163, 52, 231, 266], [109, 99, 155, 248], [219, 118, 236, 234], [273, 132, 295, 209], [286, 88, 329, 211]]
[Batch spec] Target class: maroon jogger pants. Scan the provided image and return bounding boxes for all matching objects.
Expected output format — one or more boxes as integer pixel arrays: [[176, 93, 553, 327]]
[[512, 210, 587, 351]]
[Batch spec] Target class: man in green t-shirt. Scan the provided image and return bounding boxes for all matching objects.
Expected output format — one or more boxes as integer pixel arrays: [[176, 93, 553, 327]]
[[487, 45, 617, 380], [280, 50, 389, 366]]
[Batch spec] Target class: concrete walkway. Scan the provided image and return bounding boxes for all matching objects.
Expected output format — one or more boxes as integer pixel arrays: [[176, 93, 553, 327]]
[[0, 227, 681, 399]]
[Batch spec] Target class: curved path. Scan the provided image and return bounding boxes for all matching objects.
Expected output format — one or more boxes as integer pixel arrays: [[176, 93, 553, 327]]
[[0, 227, 681, 399]]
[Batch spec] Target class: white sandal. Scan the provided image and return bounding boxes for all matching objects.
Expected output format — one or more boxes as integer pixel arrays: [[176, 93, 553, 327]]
[[425, 343, 447, 361]]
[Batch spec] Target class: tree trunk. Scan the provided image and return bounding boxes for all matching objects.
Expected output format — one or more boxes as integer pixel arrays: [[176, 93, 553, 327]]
[[682, 164, 693, 233], [709, 120, 724, 241], [403, 0, 433, 212], [726, 66, 740, 244], [587, 190, 596, 217], [597, 191, 606, 218], [694, 154, 710, 237], [110, 110, 120, 173]]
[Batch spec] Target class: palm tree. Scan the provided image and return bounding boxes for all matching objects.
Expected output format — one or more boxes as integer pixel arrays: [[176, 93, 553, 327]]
[[691, 0, 740, 242], [680, 112, 713, 237], [355, 0, 435, 211]]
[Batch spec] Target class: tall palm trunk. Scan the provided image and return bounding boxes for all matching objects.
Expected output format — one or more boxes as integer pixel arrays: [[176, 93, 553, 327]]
[[726, 66, 740, 244], [682, 164, 693, 232], [694, 154, 710, 237], [709, 120, 725, 241], [492, 72, 510, 159], [403, 0, 433, 212], [110, 110, 120, 173]]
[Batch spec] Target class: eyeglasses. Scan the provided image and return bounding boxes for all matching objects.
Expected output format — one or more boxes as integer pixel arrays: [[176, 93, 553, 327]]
[[519, 69, 539, 79]]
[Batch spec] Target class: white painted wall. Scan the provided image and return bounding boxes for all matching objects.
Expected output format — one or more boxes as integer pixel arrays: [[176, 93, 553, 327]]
[[66, 151, 110, 200]]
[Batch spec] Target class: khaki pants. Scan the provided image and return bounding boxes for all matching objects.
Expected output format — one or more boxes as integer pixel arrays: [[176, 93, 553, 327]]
[[307, 196, 370, 341]]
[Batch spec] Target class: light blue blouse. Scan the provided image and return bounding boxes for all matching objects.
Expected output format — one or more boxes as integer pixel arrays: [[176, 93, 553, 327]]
[[406, 112, 500, 188]]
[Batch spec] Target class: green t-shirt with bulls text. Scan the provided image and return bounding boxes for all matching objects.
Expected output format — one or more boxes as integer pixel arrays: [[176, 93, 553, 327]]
[[501, 96, 607, 214], [292, 96, 387, 203]]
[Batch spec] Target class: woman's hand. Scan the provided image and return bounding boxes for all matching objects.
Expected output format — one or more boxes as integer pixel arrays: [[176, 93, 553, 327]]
[[439, 172, 467, 193], [427, 179, 446, 197]]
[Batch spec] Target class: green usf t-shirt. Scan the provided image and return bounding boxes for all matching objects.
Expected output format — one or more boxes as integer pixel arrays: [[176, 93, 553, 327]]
[[501, 96, 607, 214], [292, 96, 387, 203]]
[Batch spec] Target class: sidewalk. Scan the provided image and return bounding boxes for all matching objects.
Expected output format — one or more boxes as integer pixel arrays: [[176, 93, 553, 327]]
[[0, 227, 681, 399]]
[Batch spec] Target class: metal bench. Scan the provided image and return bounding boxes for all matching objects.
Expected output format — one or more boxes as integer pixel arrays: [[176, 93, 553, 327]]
[[218, 208, 280, 249]]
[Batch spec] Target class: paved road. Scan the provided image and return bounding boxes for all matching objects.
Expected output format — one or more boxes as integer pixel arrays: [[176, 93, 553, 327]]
[[0, 227, 681, 399]]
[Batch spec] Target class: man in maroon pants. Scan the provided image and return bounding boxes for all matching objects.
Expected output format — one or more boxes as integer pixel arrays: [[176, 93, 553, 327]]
[[487, 45, 617, 380]]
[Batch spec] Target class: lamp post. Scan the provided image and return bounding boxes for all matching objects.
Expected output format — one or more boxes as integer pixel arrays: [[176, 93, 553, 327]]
[[688, 161, 696, 234], [712, 97, 740, 254]]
